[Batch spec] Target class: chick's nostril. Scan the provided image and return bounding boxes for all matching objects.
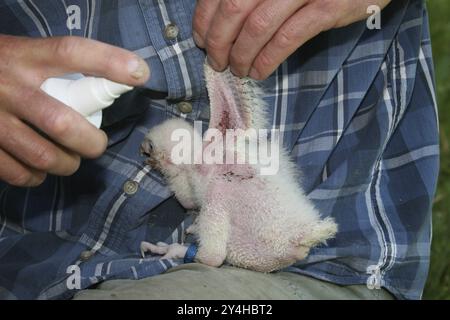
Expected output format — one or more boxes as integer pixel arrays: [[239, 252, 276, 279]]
[[140, 139, 153, 157]]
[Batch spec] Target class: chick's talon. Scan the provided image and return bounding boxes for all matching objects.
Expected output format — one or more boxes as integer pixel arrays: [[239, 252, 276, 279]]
[[140, 241, 189, 260]]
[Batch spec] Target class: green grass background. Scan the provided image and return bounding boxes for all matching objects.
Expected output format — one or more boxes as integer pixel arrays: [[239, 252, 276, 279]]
[[423, 0, 450, 300]]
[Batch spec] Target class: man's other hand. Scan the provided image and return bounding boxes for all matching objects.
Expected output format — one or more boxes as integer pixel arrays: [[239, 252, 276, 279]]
[[193, 0, 391, 80]]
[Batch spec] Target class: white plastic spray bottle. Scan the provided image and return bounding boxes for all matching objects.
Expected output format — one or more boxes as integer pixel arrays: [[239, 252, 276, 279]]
[[40, 74, 133, 128]]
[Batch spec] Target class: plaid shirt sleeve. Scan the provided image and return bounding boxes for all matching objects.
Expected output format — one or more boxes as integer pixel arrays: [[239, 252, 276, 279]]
[[0, 0, 439, 300]]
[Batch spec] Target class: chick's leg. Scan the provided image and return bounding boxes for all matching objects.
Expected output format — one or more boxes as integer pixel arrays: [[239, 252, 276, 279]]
[[195, 203, 229, 267], [168, 170, 197, 210]]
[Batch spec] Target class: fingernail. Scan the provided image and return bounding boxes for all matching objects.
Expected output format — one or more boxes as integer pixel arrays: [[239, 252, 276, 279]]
[[29, 173, 46, 187], [128, 57, 149, 80], [207, 56, 221, 71], [193, 31, 204, 48], [249, 67, 261, 80], [230, 66, 245, 78]]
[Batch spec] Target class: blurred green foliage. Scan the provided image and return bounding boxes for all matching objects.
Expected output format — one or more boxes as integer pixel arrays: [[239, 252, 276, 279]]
[[423, 0, 450, 300]]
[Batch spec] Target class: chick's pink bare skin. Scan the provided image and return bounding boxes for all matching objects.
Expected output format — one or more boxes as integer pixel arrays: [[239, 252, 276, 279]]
[[140, 63, 337, 272]]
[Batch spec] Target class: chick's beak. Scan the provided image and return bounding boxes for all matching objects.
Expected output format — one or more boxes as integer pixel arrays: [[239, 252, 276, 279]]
[[140, 138, 160, 169], [140, 139, 153, 157]]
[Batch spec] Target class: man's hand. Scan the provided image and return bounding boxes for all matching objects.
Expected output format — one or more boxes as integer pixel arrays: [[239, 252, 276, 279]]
[[0, 35, 150, 187], [193, 0, 391, 80]]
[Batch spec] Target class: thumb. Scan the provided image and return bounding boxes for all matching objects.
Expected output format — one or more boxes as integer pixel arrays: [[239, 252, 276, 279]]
[[30, 36, 150, 86]]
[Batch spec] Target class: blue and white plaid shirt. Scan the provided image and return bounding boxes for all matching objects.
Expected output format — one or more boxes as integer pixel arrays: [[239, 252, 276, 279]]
[[0, 0, 439, 300]]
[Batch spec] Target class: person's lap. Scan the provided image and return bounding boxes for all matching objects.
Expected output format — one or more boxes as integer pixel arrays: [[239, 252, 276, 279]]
[[73, 263, 394, 300]]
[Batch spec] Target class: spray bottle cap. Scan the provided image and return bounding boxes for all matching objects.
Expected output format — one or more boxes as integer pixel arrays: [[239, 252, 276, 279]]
[[67, 77, 133, 116]]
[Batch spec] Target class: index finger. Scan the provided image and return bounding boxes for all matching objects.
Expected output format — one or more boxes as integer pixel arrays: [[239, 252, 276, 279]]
[[10, 85, 108, 159], [203, 0, 263, 71], [193, 0, 221, 48]]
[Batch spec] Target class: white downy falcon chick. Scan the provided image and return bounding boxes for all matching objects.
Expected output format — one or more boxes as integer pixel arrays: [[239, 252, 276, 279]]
[[140, 63, 337, 272]]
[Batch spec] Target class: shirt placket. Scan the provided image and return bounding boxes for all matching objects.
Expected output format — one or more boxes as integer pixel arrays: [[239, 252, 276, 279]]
[[137, 0, 208, 121]]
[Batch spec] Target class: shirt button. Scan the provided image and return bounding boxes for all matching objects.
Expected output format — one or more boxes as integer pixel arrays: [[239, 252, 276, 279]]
[[164, 23, 179, 40], [80, 250, 94, 261], [177, 101, 193, 114], [123, 180, 139, 195]]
